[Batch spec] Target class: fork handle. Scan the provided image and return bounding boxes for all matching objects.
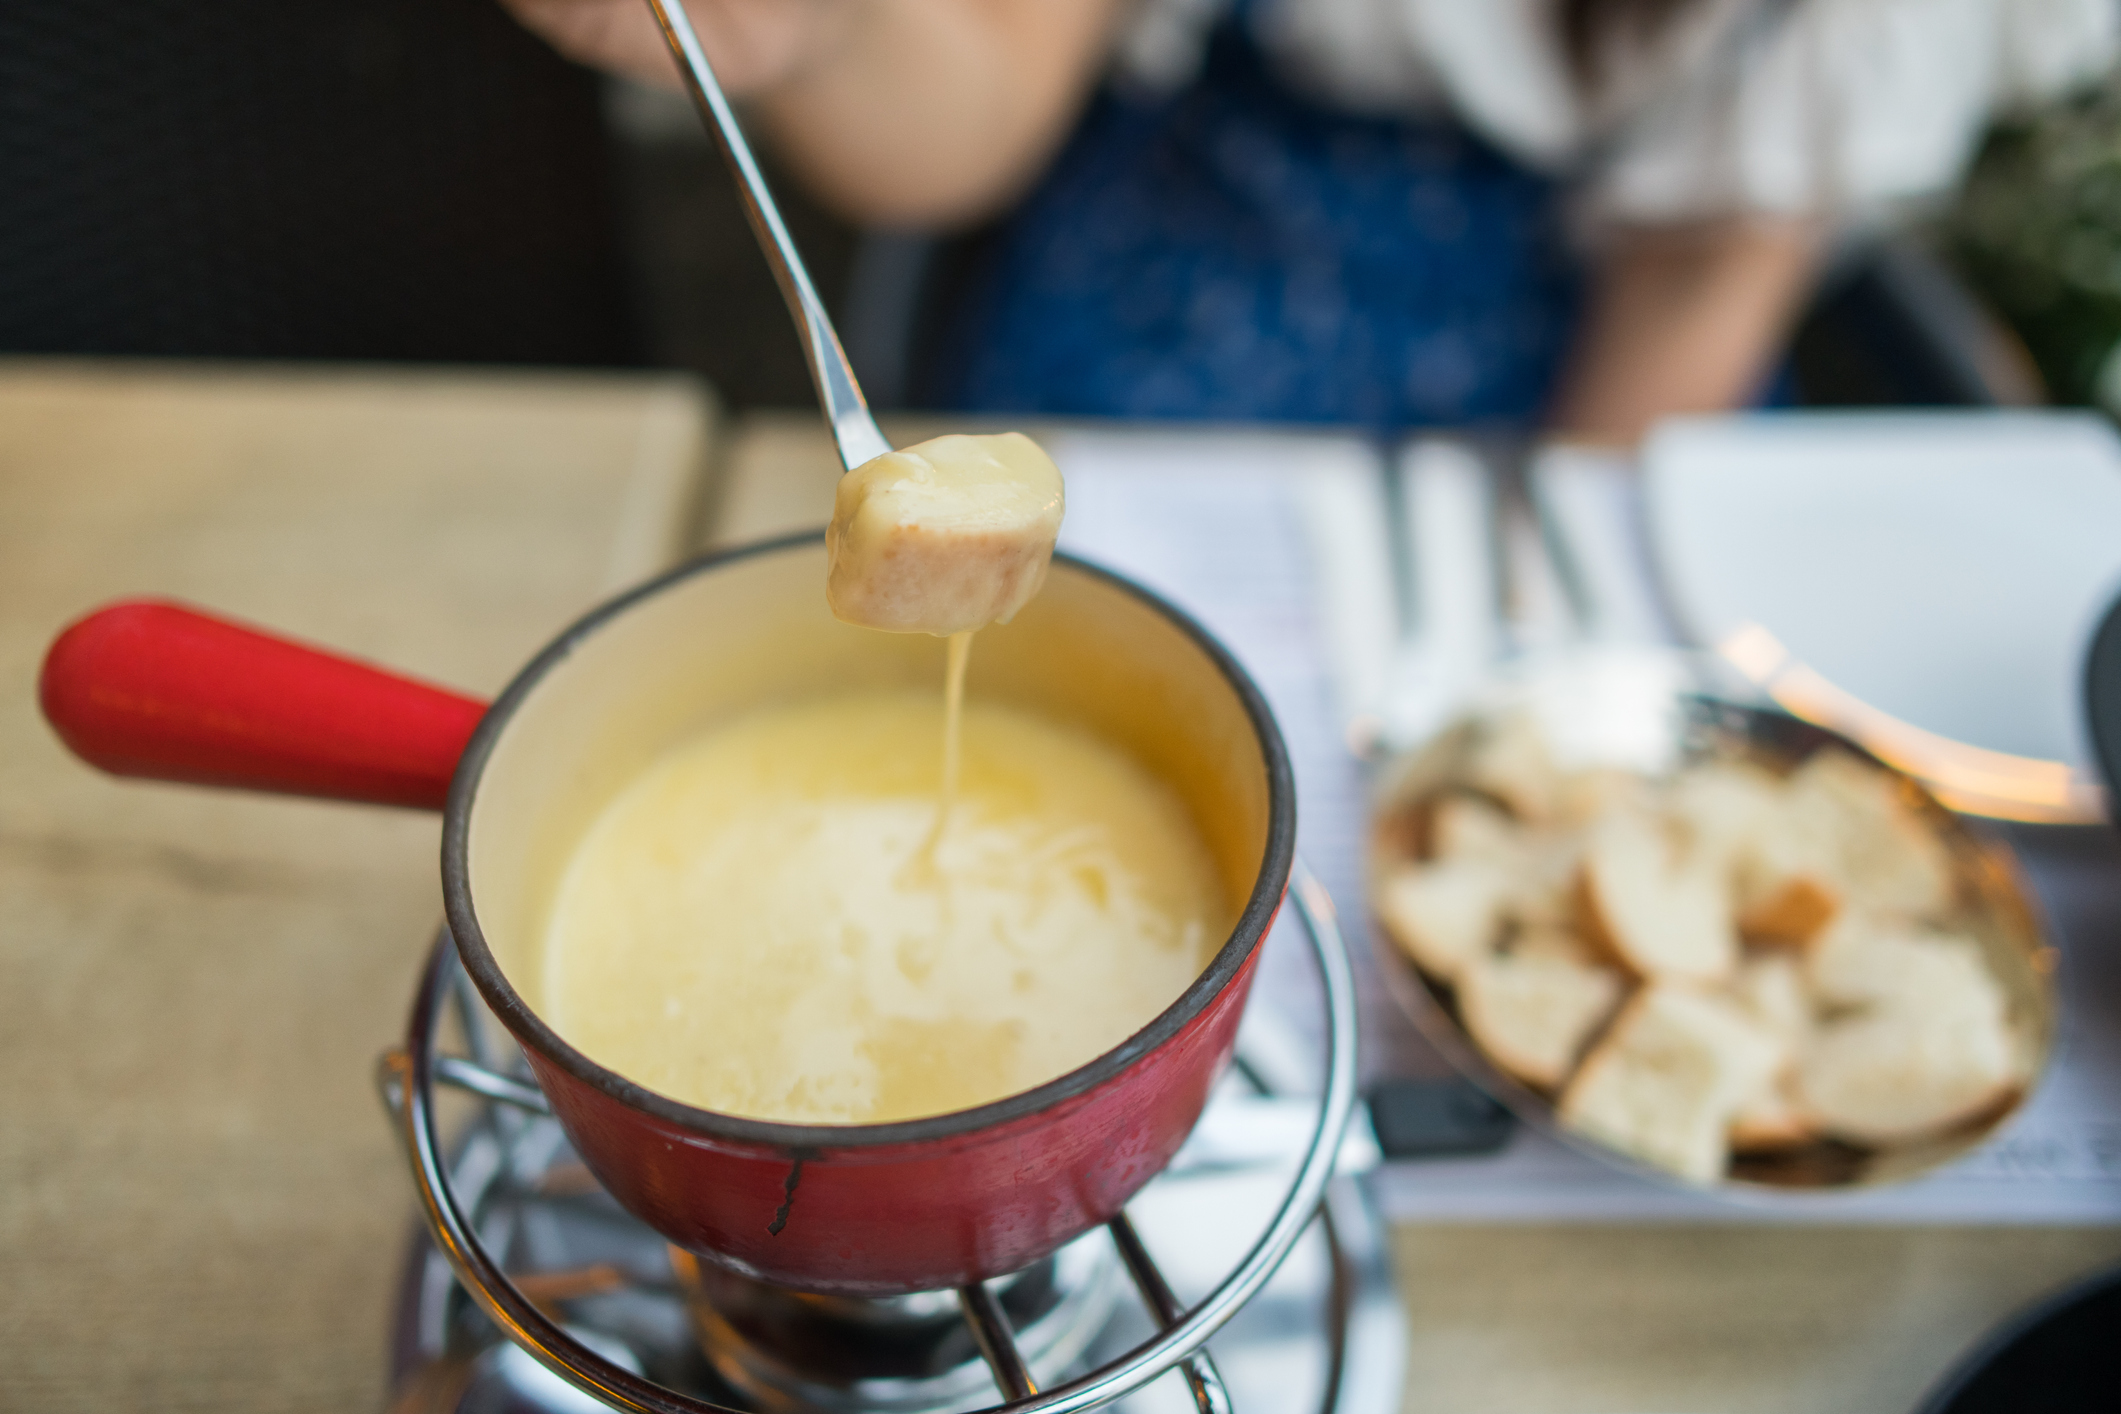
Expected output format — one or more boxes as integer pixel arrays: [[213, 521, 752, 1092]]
[[645, 0, 892, 473]]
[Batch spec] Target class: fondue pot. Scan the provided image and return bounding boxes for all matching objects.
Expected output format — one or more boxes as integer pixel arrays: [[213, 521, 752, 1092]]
[[40, 535, 1296, 1296]]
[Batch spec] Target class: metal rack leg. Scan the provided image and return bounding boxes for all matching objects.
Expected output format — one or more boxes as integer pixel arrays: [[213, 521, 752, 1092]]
[[960, 1283, 1039, 1401], [1109, 1214, 1233, 1414]]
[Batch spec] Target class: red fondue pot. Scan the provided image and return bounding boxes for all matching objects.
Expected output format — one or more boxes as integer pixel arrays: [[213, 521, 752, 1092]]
[[40, 536, 1295, 1296]]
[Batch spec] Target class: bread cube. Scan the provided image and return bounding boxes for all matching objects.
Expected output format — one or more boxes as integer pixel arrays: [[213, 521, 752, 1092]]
[[1732, 954, 1812, 1045], [1804, 920, 2000, 1020], [1668, 759, 1784, 872], [1430, 792, 1520, 860], [1730, 1074, 1817, 1152], [1795, 917, 2020, 1146], [1558, 984, 1784, 1183], [1556, 767, 1649, 828], [1788, 749, 1953, 918], [1736, 876, 1842, 946], [1578, 811, 1738, 982], [1797, 1004, 2019, 1146], [1458, 933, 1625, 1089], [826, 432, 1064, 635], [1464, 712, 1559, 824], [1725, 956, 1818, 1150], [1377, 858, 1510, 982], [1498, 831, 1586, 930]]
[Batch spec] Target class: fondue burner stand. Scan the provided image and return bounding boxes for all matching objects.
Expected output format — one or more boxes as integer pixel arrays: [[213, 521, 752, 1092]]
[[378, 865, 1400, 1414]]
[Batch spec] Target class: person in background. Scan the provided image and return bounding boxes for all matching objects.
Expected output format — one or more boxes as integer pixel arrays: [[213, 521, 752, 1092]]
[[501, 0, 2116, 443]]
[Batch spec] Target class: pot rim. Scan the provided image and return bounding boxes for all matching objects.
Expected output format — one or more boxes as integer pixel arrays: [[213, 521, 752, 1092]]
[[441, 532, 1296, 1151]]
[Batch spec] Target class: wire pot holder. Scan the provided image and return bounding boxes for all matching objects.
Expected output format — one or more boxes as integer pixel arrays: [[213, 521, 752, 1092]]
[[375, 861, 1360, 1414]]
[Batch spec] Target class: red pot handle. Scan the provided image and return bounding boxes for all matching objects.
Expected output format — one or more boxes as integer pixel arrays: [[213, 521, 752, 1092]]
[[39, 599, 490, 811]]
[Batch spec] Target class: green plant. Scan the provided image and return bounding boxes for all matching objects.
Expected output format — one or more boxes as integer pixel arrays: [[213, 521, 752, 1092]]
[[1953, 75, 2121, 411]]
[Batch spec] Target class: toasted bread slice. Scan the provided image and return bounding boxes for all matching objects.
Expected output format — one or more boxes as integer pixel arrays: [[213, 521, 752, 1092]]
[[1558, 984, 1784, 1183], [1804, 921, 2001, 1020], [1578, 811, 1738, 982], [1730, 1073, 1817, 1151], [1737, 875, 1841, 946], [1732, 954, 1812, 1045], [1788, 749, 1954, 918], [1797, 1004, 2019, 1146], [1499, 831, 1586, 930], [1430, 792, 1521, 861], [1464, 711, 1559, 824], [1733, 833, 1840, 933], [1458, 938, 1625, 1089], [1668, 759, 1784, 873], [1376, 858, 1510, 982], [1512, 925, 1600, 963], [1557, 767, 1649, 828], [1666, 758, 1839, 943], [1726, 955, 1817, 1150], [1793, 916, 2017, 1145]]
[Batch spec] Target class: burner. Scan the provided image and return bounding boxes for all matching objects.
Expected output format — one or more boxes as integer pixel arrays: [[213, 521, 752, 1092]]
[[673, 1234, 1123, 1410], [381, 866, 1400, 1413]]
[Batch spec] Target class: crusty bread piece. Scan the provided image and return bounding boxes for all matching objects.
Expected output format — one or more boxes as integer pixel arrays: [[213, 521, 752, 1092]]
[[1793, 916, 2019, 1145], [1556, 767, 1649, 828], [827, 433, 1063, 634], [1671, 755, 1850, 940], [1726, 955, 1818, 1150], [1464, 712, 1559, 824], [1578, 811, 1738, 982], [1511, 925, 1599, 963], [1788, 749, 1954, 918], [1731, 824, 1841, 934], [1668, 759, 1784, 873], [1737, 875, 1841, 946], [1430, 792, 1520, 861], [1732, 954, 1812, 1045], [1458, 937, 1625, 1089], [1558, 984, 1784, 1183], [1499, 831, 1585, 930], [1376, 858, 1510, 982], [1800, 913, 1895, 1008], [1804, 920, 1999, 1019], [1798, 1004, 2019, 1146], [1730, 1073, 1817, 1151]]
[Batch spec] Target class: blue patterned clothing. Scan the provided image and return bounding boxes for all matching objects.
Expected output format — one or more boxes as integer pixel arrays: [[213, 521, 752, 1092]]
[[923, 17, 1582, 431]]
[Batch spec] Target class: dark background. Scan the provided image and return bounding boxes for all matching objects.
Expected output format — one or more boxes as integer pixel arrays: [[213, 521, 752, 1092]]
[[0, 0, 2079, 416]]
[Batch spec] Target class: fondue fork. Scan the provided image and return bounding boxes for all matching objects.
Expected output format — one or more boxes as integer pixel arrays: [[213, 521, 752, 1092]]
[[644, 0, 893, 473]]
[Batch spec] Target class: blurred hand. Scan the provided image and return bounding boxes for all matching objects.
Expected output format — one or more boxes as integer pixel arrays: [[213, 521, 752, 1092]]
[[499, 0, 852, 93]]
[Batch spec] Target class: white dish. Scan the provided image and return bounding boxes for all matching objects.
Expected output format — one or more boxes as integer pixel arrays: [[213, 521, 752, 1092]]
[[1644, 412, 2121, 822]]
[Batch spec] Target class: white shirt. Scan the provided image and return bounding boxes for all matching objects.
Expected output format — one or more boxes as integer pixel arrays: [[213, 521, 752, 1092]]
[[1114, 0, 2118, 227]]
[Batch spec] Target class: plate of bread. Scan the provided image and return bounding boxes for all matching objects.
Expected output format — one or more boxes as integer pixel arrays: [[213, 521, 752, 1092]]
[[1369, 661, 2056, 1192]]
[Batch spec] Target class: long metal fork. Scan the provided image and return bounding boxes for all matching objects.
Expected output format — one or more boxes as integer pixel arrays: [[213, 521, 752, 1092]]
[[644, 0, 893, 472]]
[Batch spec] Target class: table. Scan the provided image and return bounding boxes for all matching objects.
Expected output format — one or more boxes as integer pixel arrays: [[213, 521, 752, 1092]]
[[0, 360, 711, 1412], [5, 372, 2119, 1414]]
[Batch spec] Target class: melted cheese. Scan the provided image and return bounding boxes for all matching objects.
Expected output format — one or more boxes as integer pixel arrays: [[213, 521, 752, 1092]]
[[541, 690, 1228, 1125]]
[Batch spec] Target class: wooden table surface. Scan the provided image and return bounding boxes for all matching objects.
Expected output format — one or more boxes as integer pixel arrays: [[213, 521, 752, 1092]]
[[4, 372, 2118, 1414], [0, 360, 710, 1412]]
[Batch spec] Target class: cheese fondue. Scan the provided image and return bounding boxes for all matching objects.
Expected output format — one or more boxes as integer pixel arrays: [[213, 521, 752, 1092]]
[[540, 689, 1230, 1125]]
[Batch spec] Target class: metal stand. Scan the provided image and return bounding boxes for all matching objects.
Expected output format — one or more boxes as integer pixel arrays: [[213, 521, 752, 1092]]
[[377, 863, 1363, 1414]]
